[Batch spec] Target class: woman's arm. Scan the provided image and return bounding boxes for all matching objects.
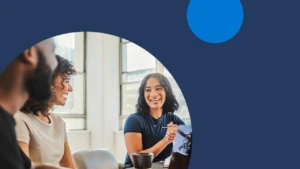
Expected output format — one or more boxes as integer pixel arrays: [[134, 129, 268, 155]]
[[59, 142, 76, 169], [18, 141, 30, 157], [124, 122, 178, 161], [31, 163, 67, 169], [15, 118, 31, 158], [124, 132, 168, 160]]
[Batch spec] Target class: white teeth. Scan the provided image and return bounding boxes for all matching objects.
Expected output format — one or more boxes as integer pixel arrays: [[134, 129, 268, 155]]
[[150, 99, 160, 102]]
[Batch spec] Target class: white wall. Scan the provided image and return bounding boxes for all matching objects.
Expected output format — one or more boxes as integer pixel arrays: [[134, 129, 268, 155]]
[[86, 32, 106, 149], [67, 32, 127, 163], [67, 130, 91, 153], [114, 131, 128, 162]]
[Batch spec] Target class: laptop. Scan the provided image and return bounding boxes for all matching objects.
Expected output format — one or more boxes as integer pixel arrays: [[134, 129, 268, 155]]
[[164, 125, 192, 169]]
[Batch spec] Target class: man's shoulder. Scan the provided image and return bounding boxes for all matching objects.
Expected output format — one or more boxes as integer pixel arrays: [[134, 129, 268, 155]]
[[0, 107, 15, 126]]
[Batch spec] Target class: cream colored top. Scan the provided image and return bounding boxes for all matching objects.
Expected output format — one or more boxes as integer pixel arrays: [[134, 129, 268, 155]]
[[14, 111, 67, 167]]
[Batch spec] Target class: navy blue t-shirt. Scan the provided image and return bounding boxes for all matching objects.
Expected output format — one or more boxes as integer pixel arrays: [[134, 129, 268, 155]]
[[123, 112, 185, 169]]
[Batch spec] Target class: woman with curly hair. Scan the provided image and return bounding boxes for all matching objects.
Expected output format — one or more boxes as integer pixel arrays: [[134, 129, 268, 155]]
[[123, 73, 185, 169], [14, 55, 77, 169]]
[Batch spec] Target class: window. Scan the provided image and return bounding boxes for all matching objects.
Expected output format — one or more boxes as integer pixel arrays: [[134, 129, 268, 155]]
[[120, 39, 191, 130], [53, 32, 86, 131], [162, 67, 191, 126]]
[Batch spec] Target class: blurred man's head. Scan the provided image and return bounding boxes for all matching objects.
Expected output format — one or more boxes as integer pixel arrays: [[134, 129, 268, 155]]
[[21, 38, 58, 101], [0, 38, 58, 114]]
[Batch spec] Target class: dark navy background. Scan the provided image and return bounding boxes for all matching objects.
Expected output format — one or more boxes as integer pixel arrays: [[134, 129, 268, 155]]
[[1, 0, 299, 168]]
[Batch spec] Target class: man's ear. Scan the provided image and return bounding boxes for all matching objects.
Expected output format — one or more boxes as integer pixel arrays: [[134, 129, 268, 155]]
[[19, 46, 39, 68]]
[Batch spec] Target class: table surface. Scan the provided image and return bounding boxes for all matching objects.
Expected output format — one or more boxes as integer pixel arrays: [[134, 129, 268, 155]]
[[128, 161, 165, 169]]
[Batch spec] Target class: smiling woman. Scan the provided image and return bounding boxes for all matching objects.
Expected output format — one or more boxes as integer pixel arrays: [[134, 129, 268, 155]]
[[51, 55, 76, 106], [13, 55, 77, 169], [123, 73, 185, 169]]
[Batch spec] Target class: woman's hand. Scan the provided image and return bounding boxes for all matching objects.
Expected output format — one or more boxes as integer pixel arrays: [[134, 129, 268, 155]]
[[164, 122, 178, 144]]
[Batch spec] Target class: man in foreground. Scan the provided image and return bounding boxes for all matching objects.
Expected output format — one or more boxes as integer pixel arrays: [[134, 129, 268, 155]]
[[0, 38, 69, 169]]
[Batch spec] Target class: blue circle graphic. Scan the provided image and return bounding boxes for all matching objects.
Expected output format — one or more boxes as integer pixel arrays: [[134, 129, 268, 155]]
[[187, 0, 244, 43]]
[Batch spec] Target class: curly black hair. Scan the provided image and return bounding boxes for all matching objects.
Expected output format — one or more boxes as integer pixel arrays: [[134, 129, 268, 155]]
[[136, 73, 179, 115], [21, 55, 76, 115]]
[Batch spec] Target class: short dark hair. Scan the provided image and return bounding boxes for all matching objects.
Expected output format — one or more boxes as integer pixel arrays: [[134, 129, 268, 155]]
[[136, 73, 179, 115], [21, 55, 76, 115]]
